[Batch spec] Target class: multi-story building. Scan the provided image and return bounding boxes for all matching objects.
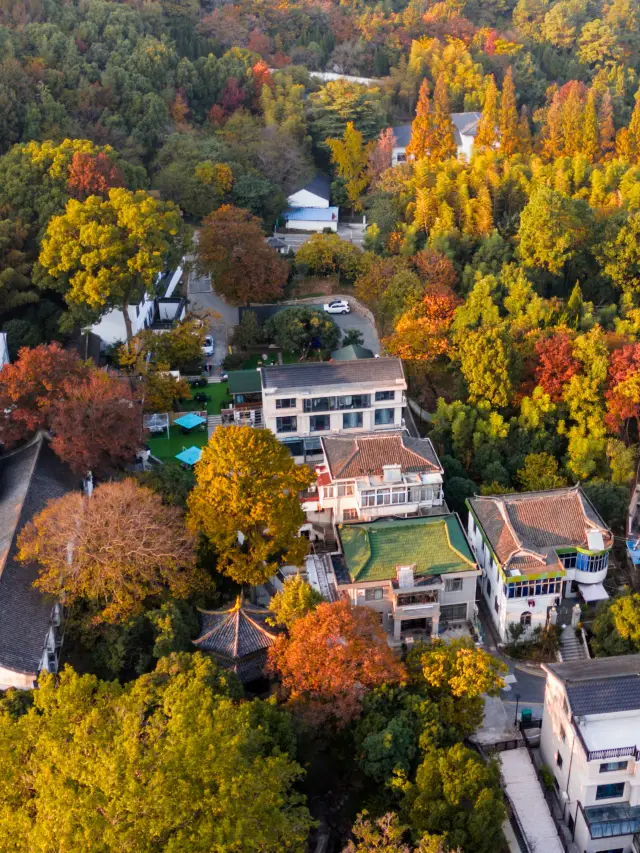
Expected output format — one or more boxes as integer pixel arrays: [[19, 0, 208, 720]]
[[260, 358, 407, 461], [301, 431, 444, 525], [323, 513, 480, 642], [540, 654, 640, 853], [466, 487, 612, 643]]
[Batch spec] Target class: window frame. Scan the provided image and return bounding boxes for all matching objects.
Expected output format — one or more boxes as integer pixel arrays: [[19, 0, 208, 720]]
[[276, 415, 297, 434], [374, 407, 395, 426], [599, 761, 629, 773], [375, 390, 395, 402], [595, 782, 625, 801], [444, 577, 464, 593], [365, 587, 385, 601], [309, 414, 331, 432], [276, 398, 296, 409]]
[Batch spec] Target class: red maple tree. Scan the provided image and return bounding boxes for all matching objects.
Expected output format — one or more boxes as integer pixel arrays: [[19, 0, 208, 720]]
[[197, 204, 288, 304], [67, 151, 124, 200], [605, 342, 640, 433], [412, 248, 458, 291], [0, 343, 87, 446], [534, 332, 580, 401], [49, 370, 142, 475], [267, 600, 404, 728]]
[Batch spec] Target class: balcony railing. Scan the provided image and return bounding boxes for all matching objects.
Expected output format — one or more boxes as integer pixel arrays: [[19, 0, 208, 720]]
[[573, 721, 639, 762]]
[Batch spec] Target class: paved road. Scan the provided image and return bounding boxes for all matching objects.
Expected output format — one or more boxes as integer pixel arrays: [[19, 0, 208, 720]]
[[278, 224, 366, 253], [187, 264, 239, 367], [326, 306, 380, 353]]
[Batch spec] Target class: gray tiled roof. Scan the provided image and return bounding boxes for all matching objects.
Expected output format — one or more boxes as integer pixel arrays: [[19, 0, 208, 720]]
[[290, 173, 331, 202], [261, 358, 405, 391], [194, 600, 279, 660], [0, 436, 76, 676], [393, 112, 481, 150], [321, 431, 441, 479], [545, 655, 640, 716]]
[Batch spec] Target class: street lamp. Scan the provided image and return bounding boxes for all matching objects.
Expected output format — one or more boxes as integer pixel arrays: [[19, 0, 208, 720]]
[[514, 692, 521, 726]]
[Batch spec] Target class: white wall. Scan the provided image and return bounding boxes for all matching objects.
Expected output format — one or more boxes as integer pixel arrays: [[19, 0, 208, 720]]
[[90, 294, 154, 346], [285, 218, 337, 232], [0, 332, 9, 368], [392, 134, 473, 166]]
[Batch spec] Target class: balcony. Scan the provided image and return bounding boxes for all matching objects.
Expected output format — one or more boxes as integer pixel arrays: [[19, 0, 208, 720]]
[[580, 802, 640, 839]]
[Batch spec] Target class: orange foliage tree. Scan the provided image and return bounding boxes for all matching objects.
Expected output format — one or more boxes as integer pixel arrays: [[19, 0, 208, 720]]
[[268, 600, 404, 728], [605, 342, 640, 434], [18, 479, 208, 625], [534, 332, 580, 401], [197, 205, 288, 304], [49, 370, 142, 475], [67, 151, 124, 200], [383, 285, 459, 361], [0, 342, 87, 446]]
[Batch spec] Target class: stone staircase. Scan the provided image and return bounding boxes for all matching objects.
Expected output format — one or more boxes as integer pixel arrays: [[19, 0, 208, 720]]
[[558, 625, 588, 662]]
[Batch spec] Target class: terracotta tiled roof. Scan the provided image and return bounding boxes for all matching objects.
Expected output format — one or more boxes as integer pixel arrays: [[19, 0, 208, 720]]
[[194, 599, 279, 663], [468, 487, 612, 568], [321, 432, 442, 480]]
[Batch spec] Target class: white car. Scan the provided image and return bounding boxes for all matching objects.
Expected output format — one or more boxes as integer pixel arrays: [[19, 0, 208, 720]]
[[202, 335, 214, 356], [323, 299, 351, 315]]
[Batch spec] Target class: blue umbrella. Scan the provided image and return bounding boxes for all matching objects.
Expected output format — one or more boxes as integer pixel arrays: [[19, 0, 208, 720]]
[[174, 413, 207, 430], [175, 446, 202, 466]]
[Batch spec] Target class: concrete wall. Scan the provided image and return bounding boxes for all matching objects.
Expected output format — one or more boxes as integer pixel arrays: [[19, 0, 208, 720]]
[[285, 218, 337, 232]]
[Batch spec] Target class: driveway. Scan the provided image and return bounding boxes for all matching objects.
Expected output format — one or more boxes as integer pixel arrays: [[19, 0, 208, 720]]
[[277, 224, 366, 253], [187, 262, 239, 368]]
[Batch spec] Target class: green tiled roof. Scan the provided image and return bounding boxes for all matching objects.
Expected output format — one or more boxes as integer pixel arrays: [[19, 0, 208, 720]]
[[227, 370, 262, 395], [339, 514, 476, 583]]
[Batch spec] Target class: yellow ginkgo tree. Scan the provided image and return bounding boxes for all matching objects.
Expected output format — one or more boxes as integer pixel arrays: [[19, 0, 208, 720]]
[[39, 187, 185, 342]]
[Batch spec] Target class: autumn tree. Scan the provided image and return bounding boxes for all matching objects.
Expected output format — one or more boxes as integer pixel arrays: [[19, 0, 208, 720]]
[[39, 189, 184, 342], [295, 233, 364, 281], [516, 452, 568, 491], [368, 128, 396, 184], [264, 306, 340, 356], [187, 426, 313, 586], [197, 204, 288, 305], [67, 151, 125, 200], [48, 370, 142, 475], [268, 600, 404, 728], [383, 285, 459, 361], [0, 654, 314, 853], [582, 88, 600, 162], [327, 121, 374, 212], [268, 574, 323, 629], [412, 248, 457, 291], [475, 75, 498, 151], [142, 370, 191, 413], [534, 332, 580, 401], [458, 326, 516, 407], [518, 186, 592, 276], [18, 479, 207, 625], [430, 73, 456, 162], [121, 315, 211, 372], [499, 67, 519, 157], [593, 593, 640, 656], [406, 79, 433, 161], [0, 342, 87, 446], [343, 812, 451, 853], [605, 342, 640, 434]]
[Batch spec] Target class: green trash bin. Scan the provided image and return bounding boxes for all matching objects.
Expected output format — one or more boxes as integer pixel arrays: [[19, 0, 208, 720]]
[[521, 708, 533, 724]]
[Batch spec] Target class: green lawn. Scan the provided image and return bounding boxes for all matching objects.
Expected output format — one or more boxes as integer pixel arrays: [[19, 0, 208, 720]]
[[178, 381, 231, 415], [240, 351, 310, 369]]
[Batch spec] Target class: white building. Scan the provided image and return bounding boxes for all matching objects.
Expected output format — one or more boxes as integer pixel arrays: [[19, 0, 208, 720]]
[[540, 654, 640, 853], [284, 174, 339, 233], [466, 487, 612, 643], [89, 264, 186, 346], [302, 431, 444, 524], [0, 435, 75, 689], [0, 332, 9, 369], [391, 112, 482, 165], [260, 358, 407, 461]]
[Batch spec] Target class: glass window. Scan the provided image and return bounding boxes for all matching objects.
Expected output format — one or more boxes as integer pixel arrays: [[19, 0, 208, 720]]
[[323, 487, 334, 499], [375, 390, 395, 401], [375, 407, 395, 426], [343, 412, 363, 429], [560, 551, 577, 569], [440, 603, 467, 621], [276, 416, 297, 434], [596, 783, 625, 801], [304, 397, 335, 413], [445, 578, 463, 592], [520, 611, 532, 626], [337, 394, 370, 410], [600, 761, 629, 773], [376, 488, 391, 506], [360, 490, 375, 507], [365, 587, 384, 601], [343, 508, 358, 520], [391, 488, 407, 504], [310, 415, 330, 432], [410, 486, 435, 503], [276, 398, 296, 409], [397, 591, 438, 606], [336, 483, 354, 497]]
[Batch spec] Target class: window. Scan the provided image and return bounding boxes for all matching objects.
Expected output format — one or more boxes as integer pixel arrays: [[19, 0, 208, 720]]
[[600, 761, 629, 773], [310, 415, 330, 432], [560, 551, 577, 569], [365, 587, 384, 601], [304, 397, 334, 413], [410, 486, 435, 503], [323, 487, 334, 499], [391, 488, 407, 504], [337, 394, 370, 410], [440, 603, 467, 622], [343, 412, 363, 429], [276, 416, 297, 434], [276, 398, 296, 409], [375, 407, 395, 426], [343, 508, 358, 520], [375, 390, 395, 402], [505, 578, 562, 599], [396, 152, 407, 163], [576, 552, 609, 573], [445, 578, 463, 592], [556, 752, 563, 768], [595, 783, 625, 801], [336, 483, 354, 497], [520, 611, 532, 626], [376, 488, 391, 506], [397, 591, 438, 606]]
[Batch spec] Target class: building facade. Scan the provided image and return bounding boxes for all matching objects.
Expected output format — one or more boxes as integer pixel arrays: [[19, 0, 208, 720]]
[[331, 514, 480, 642], [302, 431, 444, 524], [260, 358, 408, 460], [540, 655, 640, 853], [467, 487, 612, 643]]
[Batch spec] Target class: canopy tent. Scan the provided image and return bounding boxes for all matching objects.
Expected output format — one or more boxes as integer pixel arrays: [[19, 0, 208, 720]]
[[143, 412, 169, 438], [174, 413, 207, 431], [578, 582, 609, 603], [175, 446, 202, 466]]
